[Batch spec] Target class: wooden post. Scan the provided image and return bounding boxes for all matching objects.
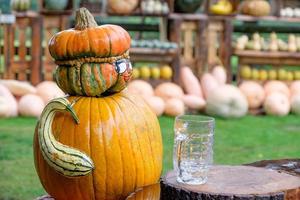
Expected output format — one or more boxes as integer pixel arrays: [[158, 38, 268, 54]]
[[30, 16, 42, 85], [195, 19, 208, 78]]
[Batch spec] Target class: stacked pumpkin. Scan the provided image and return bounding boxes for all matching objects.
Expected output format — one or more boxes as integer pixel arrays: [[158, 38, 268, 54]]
[[33, 8, 162, 200], [0, 80, 64, 118]]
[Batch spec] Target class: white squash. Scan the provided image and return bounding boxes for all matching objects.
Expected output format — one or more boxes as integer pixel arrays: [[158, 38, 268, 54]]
[[164, 98, 185, 117], [180, 66, 203, 97], [127, 80, 154, 98], [0, 97, 10, 117], [144, 96, 165, 116], [239, 81, 265, 109], [264, 81, 290, 97], [0, 79, 36, 96], [264, 92, 290, 116], [290, 81, 300, 96], [290, 94, 300, 115], [200, 73, 219, 99], [211, 66, 227, 84], [0, 84, 18, 117], [206, 84, 248, 118], [18, 94, 45, 117], [36, 81, 65, 104], [182, 95, 206, 110], [154, 82, 184, 100]]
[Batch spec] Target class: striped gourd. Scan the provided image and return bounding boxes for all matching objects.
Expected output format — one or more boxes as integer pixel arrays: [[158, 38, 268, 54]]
[[34, 91, 163, 200], [38, 97, 94, 177], [55, 61, 132, 97]]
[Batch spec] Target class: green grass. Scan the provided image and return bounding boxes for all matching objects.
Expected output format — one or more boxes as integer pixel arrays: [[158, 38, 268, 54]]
[[0, 115, 300, 199]]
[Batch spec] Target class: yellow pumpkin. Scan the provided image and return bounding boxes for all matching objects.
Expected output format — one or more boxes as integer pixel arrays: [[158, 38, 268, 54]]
[[33, 91, 163, 200]]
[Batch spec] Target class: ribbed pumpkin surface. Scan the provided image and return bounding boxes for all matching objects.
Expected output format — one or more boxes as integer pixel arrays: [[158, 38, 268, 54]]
[[33, 91, 163, 200], [55, 63, 130, 96], [49, 25, 131, 61]]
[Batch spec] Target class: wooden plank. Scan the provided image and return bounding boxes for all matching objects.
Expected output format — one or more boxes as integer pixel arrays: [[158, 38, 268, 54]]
[[30, 17, 42, 85], [234, 50, 300, 59], [195, 19, 208, 78]]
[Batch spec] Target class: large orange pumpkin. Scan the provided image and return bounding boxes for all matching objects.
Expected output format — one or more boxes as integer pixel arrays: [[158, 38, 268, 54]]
[[33, 91, 163, 200], [50, 8, 132, 96]]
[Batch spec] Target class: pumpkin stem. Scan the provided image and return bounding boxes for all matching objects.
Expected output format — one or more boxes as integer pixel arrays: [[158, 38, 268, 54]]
[[75, 7, 98, 30]]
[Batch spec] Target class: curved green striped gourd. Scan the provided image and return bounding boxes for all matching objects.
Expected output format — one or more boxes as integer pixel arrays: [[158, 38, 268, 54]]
[[38, 97, 94, 176]]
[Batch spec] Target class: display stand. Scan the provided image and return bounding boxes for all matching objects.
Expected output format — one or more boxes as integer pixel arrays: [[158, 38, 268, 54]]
[[3, 11, 42, 85]]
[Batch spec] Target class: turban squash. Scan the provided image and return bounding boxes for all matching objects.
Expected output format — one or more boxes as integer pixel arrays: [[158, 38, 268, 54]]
[[33, 91, 163, 200], [49, 8, 132, 96]]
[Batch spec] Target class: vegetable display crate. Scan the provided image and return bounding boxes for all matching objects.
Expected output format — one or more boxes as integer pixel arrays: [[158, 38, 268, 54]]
[[235, 50, 300, 83], [168, 13, 208, 78], [130, 47, 180, 84], [2, 11, 42, 85]]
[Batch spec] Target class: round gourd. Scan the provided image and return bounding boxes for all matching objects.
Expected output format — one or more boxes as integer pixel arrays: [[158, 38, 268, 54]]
[[108, 0, 139, 15], [154, 82, 184, 100], [144, 96, 165, 116], [36, 81, 65, 104], [291, 94, 300, 115], [0, 84, 18, 117], [0, 79, 36, 96], [180, 66, 203, 98], [182, 95, 206, 110], [33, 91, 162, 200], [290, 81, 300, 96], [211, 66, 227, 85], [206, 84, 248, 118], [50, 8, 132, 96], [0, 97, 10, 118], [11, 0, 30, 12], [164, 98, 185, 117], [265, 80, 289, 95], [264, 81, 290, 97], [239, 81, 265, 109], [264, 92, 290, 116], [44, 0, 68, 11], [241, 0, 271, 16], [127, 80, 154, 98], [18, 94, 45, 117], [200, 73, 219, 99], [175, 0, 203, 13]]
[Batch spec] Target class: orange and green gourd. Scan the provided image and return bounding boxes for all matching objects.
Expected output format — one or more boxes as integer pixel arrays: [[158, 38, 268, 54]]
[[49, 7, 132, 97], [33, 7, 163, 200]]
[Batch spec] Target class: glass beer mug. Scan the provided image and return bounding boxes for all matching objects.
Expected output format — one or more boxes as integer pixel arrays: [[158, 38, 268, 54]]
[[173, 115, 215, 185]]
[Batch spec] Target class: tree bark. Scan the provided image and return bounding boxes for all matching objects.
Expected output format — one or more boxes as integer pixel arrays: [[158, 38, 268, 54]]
[[161, 165, 300, 200]]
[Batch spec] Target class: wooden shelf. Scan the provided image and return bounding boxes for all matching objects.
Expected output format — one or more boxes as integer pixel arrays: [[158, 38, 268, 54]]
[[234, 50, 300, 59], [130, 47, 178, 63], [234, 14, 300, 23], [234, 50, 300, 66], [39, 9, 73, 16], [169, 13, 208, 20]]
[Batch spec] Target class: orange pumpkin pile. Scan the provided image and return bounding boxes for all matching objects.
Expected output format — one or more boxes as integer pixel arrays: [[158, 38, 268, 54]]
[[33, 8, 162, 200]]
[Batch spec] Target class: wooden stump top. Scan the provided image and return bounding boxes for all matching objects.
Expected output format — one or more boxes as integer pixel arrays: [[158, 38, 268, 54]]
[[161, 165, 300, 199]]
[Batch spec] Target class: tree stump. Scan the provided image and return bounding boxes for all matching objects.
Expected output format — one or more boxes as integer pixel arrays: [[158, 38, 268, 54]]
[[161, 165, 300, 200]]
